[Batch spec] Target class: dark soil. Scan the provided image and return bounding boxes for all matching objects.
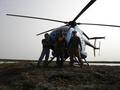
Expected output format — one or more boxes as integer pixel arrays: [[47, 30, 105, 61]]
[[0, 62, 120, 90]]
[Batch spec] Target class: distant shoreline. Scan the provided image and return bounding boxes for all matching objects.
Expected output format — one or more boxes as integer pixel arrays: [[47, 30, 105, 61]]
[[0, 59, 120, 65]]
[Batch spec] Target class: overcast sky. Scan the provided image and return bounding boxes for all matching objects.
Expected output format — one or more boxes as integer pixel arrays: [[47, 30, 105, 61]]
[[0, 0, 120, 61]]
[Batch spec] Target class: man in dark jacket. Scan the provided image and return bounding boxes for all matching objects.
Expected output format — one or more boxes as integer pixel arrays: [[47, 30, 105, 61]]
[[37, 33, 51, 67], [68, 31, 83, 67]]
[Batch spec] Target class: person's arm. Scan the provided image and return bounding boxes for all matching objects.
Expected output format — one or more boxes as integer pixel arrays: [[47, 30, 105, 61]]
[[41, 39, 44, 44]]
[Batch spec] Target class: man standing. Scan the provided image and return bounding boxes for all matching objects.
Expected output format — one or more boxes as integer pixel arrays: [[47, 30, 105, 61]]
[[37, 33, 51, 67], [68, 31, 83, 67], [55, 32, 67, 67]]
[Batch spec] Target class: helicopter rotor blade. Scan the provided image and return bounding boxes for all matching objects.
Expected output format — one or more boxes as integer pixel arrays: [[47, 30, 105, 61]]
[[77, 23, 120, 28], [73, 0, 96, 22], [6, 14, 68, 24], [36, 29, 54, 36]]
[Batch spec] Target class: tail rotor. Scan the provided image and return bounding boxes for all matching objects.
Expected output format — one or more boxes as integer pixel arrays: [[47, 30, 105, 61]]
[[89, 37, 105, 57], [98, 41, 101, 56]]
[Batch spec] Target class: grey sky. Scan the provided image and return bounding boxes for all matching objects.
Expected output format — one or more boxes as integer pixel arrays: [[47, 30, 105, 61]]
[[0, 0, 120, 61]]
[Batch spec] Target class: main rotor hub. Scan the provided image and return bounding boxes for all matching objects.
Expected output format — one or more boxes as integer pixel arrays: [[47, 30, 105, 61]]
[[68, 21, 77, 27]]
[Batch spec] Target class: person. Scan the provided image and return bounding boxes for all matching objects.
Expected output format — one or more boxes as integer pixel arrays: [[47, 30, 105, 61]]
[[37, 33, 51, 67], [55, 32, 67, 67], [68, 31, 83, 67]]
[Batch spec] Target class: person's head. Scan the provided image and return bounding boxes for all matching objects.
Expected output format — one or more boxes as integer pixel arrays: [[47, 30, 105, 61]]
[[72, 31, 77, 36], [44, 33, 50, 39]]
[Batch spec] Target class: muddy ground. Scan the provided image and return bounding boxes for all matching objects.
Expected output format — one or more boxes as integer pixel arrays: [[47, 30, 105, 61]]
[[0, 62, 120, 90]]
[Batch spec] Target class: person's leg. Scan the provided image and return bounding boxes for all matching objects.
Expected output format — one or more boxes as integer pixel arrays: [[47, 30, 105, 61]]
[[69, 48, 74, 66], [45, 49, 50, 61], [44, 49, 50, 66], [37, 49, 45, 66], [59, 55, 64, 67], [56, 56, 61, 67], [76, 49, 83, 68]]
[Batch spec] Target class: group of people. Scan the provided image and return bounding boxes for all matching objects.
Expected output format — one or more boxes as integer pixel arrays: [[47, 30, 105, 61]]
[[37, 30, 83, 68]]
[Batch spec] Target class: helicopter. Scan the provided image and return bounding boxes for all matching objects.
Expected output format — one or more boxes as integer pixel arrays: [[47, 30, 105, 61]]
[[6, 0, 120, 66]]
